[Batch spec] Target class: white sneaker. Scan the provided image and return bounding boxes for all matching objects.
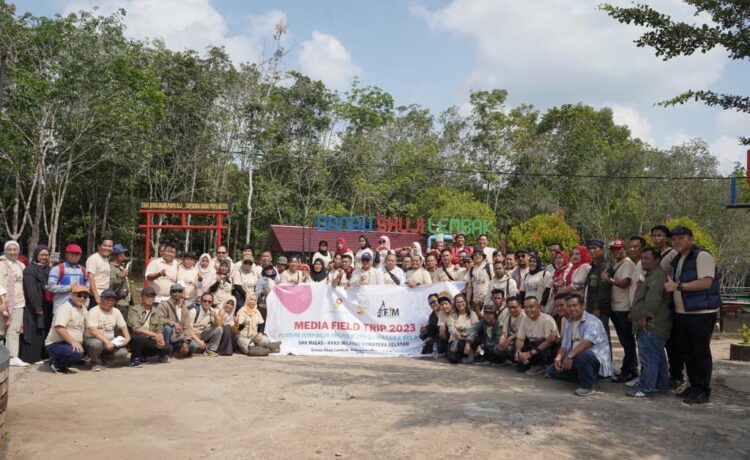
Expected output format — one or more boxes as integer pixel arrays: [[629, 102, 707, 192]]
[[10, 357, 29, 367], [625, 376, 641, 388]]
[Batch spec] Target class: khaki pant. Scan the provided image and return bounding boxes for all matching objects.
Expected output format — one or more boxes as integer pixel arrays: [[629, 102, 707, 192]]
[[198, 326, 223, 352], [2, 308, 25, 358], [237, 334, 270, 354]]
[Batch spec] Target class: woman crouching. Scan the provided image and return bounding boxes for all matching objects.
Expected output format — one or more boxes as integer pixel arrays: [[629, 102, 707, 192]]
[[236, 293, 280, 356]]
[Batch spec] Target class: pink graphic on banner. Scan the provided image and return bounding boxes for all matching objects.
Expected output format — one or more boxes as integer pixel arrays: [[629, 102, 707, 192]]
[[274, 285, 313, 314]]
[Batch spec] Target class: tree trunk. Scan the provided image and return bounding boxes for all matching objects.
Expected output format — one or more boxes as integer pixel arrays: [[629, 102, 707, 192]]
[[245, 165, 253, 244], [185, 164, 199, 251]]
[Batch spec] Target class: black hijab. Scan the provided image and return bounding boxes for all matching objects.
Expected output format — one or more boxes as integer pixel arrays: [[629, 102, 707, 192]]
[[311, 259, 328, 282], [23, 245, 51, 308]]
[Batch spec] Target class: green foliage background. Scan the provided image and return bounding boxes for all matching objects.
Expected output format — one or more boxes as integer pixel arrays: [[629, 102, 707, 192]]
[[1, 2, 749, 286]]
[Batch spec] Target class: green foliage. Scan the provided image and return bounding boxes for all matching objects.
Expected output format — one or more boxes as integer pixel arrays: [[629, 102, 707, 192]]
[[659, 216, 718, 256], [1, 2, 749, 288], [414, 187, 497, 242], [506, 213, 580, 263], [738, 324, 750, 344], [601, 0, 749, 144]]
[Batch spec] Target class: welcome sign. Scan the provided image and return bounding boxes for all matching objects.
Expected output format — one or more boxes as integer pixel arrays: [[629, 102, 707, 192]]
[[265, 282, 465, 357], [315, 215, 491, 236]]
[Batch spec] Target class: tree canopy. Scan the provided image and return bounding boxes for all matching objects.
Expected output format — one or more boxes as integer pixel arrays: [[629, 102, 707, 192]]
[[1, 2, 749, 286]]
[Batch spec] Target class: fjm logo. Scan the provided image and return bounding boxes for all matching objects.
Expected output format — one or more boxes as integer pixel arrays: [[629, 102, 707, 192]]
[[377, 301, 400, 318]]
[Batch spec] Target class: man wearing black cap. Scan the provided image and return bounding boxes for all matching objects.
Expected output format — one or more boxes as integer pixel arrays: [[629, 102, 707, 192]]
[[109, 244, 130, 317], [584, 238, 612, 343], [127, 287, 172, 366], [349, 252, 384, 286], [650, 224, 683, 387], [465, 304, 505, 364], [664, 225, 721, 405]]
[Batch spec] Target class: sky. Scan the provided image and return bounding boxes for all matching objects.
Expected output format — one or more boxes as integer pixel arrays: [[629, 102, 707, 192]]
[[14, 0, 750, 173]]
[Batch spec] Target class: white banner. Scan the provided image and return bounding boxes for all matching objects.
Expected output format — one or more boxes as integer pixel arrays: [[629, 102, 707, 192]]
[[265, 281, 465, 357]]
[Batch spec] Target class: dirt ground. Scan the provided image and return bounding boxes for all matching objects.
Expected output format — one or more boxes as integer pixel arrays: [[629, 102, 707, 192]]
[[5, 338, 750, 460]]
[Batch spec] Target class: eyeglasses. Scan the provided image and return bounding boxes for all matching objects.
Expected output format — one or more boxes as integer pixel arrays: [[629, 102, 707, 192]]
[[379, 240, 386, 243], [429, 300, 438, 305], [201, 299, 213, 304], [74, 293, 89, 299], [243, 260, 253, 265], [217, 251, 226, 254]]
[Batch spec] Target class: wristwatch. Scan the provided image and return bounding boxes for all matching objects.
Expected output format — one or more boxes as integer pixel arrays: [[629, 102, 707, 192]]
[[676, 282, 683, 292]]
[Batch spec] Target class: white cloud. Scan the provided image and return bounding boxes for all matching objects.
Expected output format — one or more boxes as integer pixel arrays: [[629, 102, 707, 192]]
[[298, 31, 362, 91], [610, 105, 655, 145], [715, 110, 750, 138], [662, 130, 692, 147], [709, 136, 746, 173], [64, 0, 287, 64], [414, 0, 726, 107]]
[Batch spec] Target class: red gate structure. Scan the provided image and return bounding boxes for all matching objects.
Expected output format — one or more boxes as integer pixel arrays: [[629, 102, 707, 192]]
[[138, 201, 230, 265]]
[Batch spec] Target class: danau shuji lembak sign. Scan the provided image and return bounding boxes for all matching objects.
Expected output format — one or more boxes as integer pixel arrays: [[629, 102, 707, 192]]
[[315, 215, 491, 236]]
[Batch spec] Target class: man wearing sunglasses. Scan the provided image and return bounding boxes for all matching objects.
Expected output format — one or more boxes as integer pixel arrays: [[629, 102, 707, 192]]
[[45, 284, 90, 374]]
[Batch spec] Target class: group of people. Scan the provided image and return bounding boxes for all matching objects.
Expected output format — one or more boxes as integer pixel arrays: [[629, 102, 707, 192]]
[[0, 223, 720, 404], [415, 225, 720, 405], [0, 240, 281, 374]]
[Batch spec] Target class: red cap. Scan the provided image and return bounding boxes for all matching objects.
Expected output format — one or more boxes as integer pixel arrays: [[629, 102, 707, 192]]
[[66, 244, 83, 254], [609, 238, 625, 250]]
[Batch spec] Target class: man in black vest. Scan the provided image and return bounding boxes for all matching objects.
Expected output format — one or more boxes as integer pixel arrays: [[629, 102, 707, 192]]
[[664, 226, 721, 405]]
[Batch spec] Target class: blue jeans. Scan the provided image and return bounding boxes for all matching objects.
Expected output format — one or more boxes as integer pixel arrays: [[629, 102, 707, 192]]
[[546, 349, 601, 390], [637, 329, 669, 394], [46, 341, 85, 371]]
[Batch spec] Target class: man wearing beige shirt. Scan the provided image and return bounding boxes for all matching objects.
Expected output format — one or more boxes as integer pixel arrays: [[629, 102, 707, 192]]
[[145, 242, 179, 303], [86, 237, 113, 306]]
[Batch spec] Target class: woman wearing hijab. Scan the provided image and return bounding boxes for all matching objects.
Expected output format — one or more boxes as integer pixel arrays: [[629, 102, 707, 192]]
[[197, 253, 216, 297], [410, 242, 423, 259], [520, 254, 552, 307], [310, 259, 329, 284], [334, 238, 353, 259], [548, 250, 572, 313], [21, 245, 52, 364], [216, 296, 236, 356], [374, 236, 393, 268], [354, 235, 374, 270], [558, 246, 591, 296], [1, 241, 29, 367], [236, 293, 280, 356], [312, 240, 333, 267]]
